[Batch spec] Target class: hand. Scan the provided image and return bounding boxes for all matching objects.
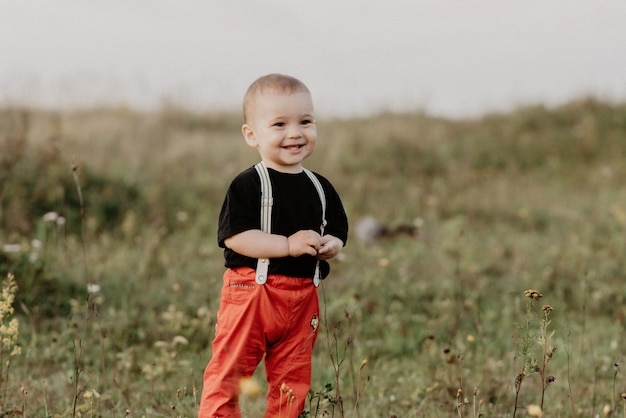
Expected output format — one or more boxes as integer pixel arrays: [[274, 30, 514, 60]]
[[287, 230, 322, 257], [316, 235, 344, 260]]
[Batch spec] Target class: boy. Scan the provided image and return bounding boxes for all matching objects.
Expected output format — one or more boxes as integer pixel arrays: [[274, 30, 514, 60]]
[[198, 74, 349, 418]]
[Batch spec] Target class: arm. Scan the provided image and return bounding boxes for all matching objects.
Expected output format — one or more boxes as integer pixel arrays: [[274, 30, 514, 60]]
[[224, 229, 323, 258]]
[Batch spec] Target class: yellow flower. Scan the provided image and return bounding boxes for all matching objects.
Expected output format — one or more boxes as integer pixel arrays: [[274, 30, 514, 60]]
[[527, 404, 544, 417], [542, 305, 553, 313], [239, 377, 261, 399], [0, 274, 20, 357], [524, 289, 543, 299]]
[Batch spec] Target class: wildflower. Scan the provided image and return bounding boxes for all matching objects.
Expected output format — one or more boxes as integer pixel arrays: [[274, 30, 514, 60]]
[[1, 318, 20, 341], [171, 335, 189, 346], [0, 274, 18, 319], [2, 244, 21, 253], [0, 274, 21, 359], [43, 211, 59, 222], [239, 377, 261, 399], [542, 305, 553, 313], [87, 283, 101, 294], [524, 289, 543, 299], [527, 404, 544, 417], [83, 389, 101, 399]]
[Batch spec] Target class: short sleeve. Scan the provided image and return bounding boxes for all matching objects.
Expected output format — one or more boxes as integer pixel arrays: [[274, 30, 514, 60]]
[[217, 168, 261, 248]]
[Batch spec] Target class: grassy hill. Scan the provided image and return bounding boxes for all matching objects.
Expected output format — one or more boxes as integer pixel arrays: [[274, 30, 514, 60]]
[[0, 98, 625, 417]]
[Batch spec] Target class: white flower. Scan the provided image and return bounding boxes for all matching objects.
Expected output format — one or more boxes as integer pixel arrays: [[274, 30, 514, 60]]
[[87, 283, 101, 294], [2, 244, 21, 253], [43, 212, 58, 222], [172, 335, 189, 346]]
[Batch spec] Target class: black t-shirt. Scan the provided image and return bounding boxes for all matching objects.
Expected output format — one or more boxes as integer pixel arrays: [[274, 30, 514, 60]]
[[218, 166, 348, 279]]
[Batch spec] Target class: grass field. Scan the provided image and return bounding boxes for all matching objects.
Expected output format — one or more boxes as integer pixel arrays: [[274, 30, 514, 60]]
[[1, 98, 626, 417]]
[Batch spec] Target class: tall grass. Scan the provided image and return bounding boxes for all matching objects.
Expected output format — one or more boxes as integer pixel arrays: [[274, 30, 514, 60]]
[[0, 98, 625, 416]]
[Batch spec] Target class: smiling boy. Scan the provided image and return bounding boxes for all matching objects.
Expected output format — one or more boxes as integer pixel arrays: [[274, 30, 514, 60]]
[[198, 74, 348, 418]]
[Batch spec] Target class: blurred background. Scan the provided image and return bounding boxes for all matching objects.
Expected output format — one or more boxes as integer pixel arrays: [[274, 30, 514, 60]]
[[2, 2, 626, 416], [2, 0, 626, 118]]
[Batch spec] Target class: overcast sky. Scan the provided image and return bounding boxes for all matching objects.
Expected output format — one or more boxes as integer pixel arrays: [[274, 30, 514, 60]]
[[2, 0, 625, 117]]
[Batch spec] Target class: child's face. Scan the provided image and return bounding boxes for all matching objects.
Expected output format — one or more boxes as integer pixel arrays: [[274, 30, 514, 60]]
[[242, 89, 317, 173]]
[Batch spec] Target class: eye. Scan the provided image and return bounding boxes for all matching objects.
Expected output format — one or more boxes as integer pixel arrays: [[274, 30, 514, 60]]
[[301, 119, 313, 125], [273, 122, 285, 127]]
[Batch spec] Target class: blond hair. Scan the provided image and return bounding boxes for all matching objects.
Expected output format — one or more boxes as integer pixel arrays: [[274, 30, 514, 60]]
[[243, 74, 311, 123]]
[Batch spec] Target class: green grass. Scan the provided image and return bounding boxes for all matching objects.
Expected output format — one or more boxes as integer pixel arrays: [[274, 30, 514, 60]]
[[1, 98, 626, 417]]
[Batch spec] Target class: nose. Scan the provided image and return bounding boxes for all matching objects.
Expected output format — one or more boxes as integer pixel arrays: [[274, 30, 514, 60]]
[[287, 124, 302, 139]]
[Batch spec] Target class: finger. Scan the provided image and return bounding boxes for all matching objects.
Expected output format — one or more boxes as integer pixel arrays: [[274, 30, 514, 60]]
[[309, 237, 321, 250]]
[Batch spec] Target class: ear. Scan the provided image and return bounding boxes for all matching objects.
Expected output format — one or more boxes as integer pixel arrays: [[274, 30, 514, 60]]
[[242, 124, 257, 147]]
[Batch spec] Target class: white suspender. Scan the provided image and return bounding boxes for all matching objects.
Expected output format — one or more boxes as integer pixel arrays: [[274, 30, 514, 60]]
[[254, 161, 327, 287], [304, 169, 327, 287]]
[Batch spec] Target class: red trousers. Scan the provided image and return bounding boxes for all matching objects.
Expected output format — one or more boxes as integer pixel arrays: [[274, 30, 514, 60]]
[[198, 267, 320, 418]]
